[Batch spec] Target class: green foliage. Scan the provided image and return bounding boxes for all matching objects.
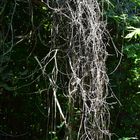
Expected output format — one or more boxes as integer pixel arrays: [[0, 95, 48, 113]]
[[106, 0, 140, 139], [118, 137, 138, 140], [125, 27, 140, 40]]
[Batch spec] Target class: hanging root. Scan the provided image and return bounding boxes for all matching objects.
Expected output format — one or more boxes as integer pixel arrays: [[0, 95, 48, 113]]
[[44, 0, 111, 139], [67, 1, 110, 139]]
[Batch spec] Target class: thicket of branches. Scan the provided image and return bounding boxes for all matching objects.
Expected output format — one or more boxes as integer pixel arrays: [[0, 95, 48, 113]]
[[42, 0, 112, 139], [0, 0, 112, 139], [1, 0, 140, 140]]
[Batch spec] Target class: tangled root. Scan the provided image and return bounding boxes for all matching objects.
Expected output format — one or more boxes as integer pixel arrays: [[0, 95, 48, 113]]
[[44, 0, 111, 139]]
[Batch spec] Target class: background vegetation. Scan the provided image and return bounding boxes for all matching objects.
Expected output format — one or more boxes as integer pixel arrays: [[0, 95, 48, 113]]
[[0, 0, 140, 139], [106, 0, 140, 139]]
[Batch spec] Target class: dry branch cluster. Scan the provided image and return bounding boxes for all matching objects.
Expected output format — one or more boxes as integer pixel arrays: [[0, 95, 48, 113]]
[[45, 0, 111, 140], [0, 0, 111, 139]]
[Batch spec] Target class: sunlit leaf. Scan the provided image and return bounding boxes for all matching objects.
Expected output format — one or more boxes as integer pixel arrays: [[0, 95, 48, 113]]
[[125, 27, 140, 39]]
